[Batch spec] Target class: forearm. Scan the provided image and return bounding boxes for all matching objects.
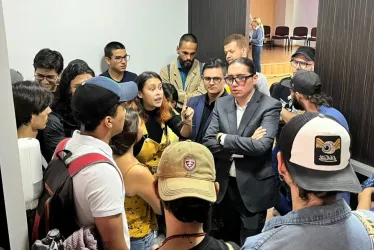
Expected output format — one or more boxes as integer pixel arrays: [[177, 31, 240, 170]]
[[222, 134, 273, 156], [180, 124, 192, 138], [281, 108, 297, 122], [357, 190, 373, 210]]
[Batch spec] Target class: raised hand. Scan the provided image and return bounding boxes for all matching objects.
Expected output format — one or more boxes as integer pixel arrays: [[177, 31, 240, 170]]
[[181, 95, 194, 122]]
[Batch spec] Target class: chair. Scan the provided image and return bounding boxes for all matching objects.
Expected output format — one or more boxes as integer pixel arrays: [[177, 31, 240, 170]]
[[290, 27, 308, 50], [263, 25, 271, 48], [271, 26, 290, 50], [307, 27, 317, 46]]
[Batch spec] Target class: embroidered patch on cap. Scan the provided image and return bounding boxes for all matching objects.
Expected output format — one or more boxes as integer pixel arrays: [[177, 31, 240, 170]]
[[315, 136, 341, 165], [184, 157, 196, 171]]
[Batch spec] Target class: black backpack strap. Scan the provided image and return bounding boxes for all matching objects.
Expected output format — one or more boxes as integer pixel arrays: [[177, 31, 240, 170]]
[[199, 62, 204, 75], [167, 64, 171, 81], [53, 138, 71, 160]]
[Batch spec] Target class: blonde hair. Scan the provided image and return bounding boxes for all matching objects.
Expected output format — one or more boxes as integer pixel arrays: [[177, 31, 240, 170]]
[[253, 17, 264, 34]]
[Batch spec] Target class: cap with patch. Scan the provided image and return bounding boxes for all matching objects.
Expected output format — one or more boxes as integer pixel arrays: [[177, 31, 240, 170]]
[[279, 112, 361, 193], [292, 46, 315, 61], [71, 76, 138, 129], [155, 141, 216, 202], [281, 70, 322, 96]]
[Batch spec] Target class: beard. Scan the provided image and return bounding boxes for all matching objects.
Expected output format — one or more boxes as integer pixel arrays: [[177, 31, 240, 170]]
[[179, 58, 193, 68], [292, 97, 305, 111]]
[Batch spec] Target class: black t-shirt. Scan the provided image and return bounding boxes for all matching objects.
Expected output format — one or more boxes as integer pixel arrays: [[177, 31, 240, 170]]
[[156, 236, 239, 250], [100, 70, 137, 82], [190, 236, 240, 250], [270, 78, 294, 141]]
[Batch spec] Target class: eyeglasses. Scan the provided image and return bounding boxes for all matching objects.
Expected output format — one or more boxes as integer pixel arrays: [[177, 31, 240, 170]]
[[34, 73, 59, 83], [202, 77, 223, 84], [112, 55, 130, 63], [224, 74, 255, 85], [290, 59, 313, 69]]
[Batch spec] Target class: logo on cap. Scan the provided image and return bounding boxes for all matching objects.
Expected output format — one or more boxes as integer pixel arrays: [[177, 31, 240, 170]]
[[184, 157, 196, 171], [315, 136, 341, 165]]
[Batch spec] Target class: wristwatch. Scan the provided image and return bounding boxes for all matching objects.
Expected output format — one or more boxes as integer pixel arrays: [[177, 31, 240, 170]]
[[216, 133, 223, 144]]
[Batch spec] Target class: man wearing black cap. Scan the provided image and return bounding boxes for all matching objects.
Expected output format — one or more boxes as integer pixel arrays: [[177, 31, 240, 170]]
[[242, 112, 373, 250], [271, 46, 316, 121], [269, 46, 317, 216], [67, 76, 138, 250], [281, 70, 349, 131]]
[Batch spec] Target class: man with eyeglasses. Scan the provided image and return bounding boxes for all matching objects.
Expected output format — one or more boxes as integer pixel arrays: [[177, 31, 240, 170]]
[[33, 48, 64, 92], [223, 34, 270, 96], [203, 58, 281, 246], [270, 46, 318, 217], [100, 41, 137, 83], [187, 58, 228, 144]]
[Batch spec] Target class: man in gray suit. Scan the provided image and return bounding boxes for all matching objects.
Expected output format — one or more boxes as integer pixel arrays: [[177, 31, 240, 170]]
[[203, 58, 281, 246]]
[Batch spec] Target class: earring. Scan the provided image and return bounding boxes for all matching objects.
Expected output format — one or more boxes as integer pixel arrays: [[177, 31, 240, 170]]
[[279, 175, 285, 182]]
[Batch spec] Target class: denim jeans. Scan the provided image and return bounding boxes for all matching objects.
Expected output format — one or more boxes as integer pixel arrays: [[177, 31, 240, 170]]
[[252, 45, 263, 73], [130, 231, 155, 250]]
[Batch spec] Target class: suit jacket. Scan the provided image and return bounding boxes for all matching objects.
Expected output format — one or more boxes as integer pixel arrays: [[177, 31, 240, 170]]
[[203, 90, 281, 213], [160, 59, 206, 106], [188, 92, 228, 141]]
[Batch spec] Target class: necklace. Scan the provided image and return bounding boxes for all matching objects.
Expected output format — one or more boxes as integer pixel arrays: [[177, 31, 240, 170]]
[[158, 232, 206, 249]]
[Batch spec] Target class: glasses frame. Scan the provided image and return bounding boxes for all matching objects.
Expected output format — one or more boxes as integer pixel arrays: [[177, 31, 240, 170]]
[[202, 76, 223, 84], [224, 74, 255, 86], [34, 73, 59, 83], [112, 55, 130, 63], [290, 59, 312, 70]]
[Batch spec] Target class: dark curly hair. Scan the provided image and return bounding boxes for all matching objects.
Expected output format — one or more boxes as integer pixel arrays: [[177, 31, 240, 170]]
[[305, 92, 333, 107], [53, 59, 95, 125]]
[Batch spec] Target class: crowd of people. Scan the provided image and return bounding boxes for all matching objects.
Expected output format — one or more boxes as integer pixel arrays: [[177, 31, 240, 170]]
[[5, 26, 374, 250]]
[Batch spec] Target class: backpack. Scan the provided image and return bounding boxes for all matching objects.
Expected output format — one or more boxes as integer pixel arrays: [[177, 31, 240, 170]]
[[31, 138, 117, 243]]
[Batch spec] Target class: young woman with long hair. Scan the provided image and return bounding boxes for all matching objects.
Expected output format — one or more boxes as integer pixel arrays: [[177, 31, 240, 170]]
[[131, 71, 194, 174], [111, 108, 161, 250]]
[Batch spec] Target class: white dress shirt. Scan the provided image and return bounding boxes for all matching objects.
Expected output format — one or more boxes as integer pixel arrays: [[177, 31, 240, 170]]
[[220, 94, 254, 177]]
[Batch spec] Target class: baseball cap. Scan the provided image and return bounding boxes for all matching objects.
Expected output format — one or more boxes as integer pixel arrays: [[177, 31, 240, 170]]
[[10, 69, 24, 84], [71, 76, 138, 126], [279, 112, 361, 193], [155, 141, 217, 202], [292, 46, 315, 61], [281, 70, 322, 96]]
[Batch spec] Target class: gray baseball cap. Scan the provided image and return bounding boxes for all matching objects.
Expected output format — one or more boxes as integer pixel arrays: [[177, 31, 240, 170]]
[[281, 70, 322, 96]]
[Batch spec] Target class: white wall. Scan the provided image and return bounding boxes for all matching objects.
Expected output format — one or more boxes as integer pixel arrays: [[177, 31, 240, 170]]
[[0, 0, 29, 248], [274, 0, 318, 46], [2, 0, 188, 80], [293, 0, 318, 45]]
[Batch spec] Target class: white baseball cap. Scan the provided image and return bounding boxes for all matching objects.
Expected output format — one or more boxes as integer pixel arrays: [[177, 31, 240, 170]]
[[279, 112, 361, 193]]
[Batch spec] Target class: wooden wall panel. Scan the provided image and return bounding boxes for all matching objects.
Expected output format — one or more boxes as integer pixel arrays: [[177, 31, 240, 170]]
[[250, 0, 275, 34], [188, 0, 248, 62], [316, 0, 374, 165]]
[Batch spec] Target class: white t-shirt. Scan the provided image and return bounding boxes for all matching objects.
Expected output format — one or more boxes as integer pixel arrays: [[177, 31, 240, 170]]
[[65, 131, 130, 249]]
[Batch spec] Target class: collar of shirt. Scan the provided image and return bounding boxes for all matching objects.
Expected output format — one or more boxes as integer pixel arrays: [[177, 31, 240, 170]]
[[205, 89, 228, 105], [234, 90, 255, 110], [263, 199, 351, 231], [71, 130, 113, 157]]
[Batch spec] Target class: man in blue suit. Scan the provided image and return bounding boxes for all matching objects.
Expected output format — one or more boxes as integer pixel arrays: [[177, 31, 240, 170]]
[[188, 58, 228, 143]]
